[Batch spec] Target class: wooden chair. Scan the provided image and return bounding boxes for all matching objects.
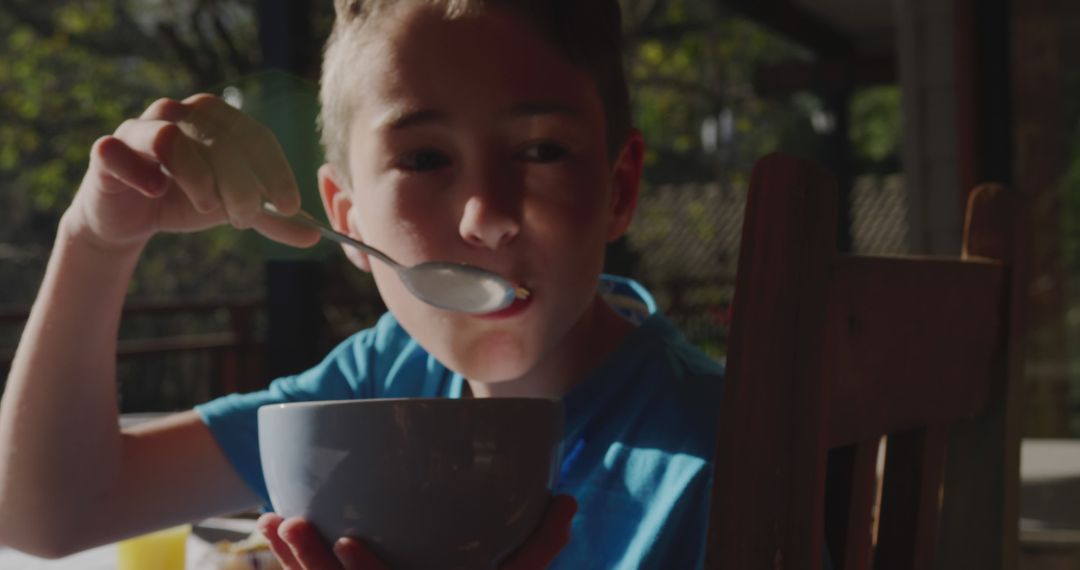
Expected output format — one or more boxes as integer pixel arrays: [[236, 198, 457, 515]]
[[705, 153, 1028, 570]]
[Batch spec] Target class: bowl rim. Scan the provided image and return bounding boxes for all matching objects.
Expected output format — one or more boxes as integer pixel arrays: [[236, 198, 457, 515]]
[[257, 396, 561, 412]]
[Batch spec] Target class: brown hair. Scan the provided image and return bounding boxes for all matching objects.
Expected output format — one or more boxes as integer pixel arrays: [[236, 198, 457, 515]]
[[319, 0, 632, 182]]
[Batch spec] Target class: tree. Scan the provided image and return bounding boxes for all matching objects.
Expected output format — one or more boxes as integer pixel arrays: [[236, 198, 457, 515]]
[[0, 0, 275, 306], [623, 0, 817, 186]]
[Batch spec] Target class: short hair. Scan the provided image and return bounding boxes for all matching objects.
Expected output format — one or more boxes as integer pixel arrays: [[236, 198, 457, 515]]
[[319, 0, 632, 182]]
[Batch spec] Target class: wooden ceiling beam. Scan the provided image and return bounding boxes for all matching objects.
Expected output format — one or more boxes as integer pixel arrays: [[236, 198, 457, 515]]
[[718, 0, 855, 57], [754, 54, 897, 96]]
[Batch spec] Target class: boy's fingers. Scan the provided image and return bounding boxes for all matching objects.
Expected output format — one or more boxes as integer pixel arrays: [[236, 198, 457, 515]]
[[90, 136, 168, 198], [252, 211, 322, 248], [279, 517, 344, 570], [149, 94, 268, 221], [256, 513, 302, 570], [501, 495, 577, 570], [205, 141, 266, 230], [181, 93, 301, 216], [182, 92, 239, 128], [176, 93, 270, 228], [140, 96, 188, 123], [333, 537, 388, 570], [112, 118, 221, 213], [134, 92, 299, 228], [242, 123, 302, 215]]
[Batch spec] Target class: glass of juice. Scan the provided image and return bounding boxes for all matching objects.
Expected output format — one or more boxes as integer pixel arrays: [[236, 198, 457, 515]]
[[116, 524, 191, 570]]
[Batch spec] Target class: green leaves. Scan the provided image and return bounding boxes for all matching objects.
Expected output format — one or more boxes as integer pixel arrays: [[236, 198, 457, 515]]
[[625, 2, 822, 187], [850, 86, 901, 164], [0, 1, 263, 304]]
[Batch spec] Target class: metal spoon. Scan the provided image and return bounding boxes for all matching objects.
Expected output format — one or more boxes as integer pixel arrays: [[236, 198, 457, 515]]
[[262, 203, 529, 314]]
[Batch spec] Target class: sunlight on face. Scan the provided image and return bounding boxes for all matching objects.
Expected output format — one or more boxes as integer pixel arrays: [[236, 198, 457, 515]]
[[340, 5, 623, 384]]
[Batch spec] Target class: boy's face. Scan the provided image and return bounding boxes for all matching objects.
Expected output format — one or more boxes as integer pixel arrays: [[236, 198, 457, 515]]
[[320, 5, 641, 384]]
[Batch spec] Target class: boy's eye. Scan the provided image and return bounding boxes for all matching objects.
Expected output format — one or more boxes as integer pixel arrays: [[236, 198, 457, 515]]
[[520, 142, 569, 163], [397, 149, 451, 172]]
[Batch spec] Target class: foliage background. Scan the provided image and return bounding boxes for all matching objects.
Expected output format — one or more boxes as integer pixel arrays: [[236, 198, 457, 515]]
[[0, 0, 905, 407], [0, 0, 904, 301]]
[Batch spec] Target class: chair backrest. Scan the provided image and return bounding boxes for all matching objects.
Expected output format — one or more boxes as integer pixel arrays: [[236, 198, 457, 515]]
[[704, 153, 1027, 570]]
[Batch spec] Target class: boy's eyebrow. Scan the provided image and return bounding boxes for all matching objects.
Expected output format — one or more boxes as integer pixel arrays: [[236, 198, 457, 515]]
[[377, 108, 450, 132], [508, 101, 584, 119], [377, 102, 585, 132]]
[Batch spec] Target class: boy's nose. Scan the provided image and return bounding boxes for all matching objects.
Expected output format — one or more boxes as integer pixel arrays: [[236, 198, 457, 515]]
[[458, 193, 521, 250]]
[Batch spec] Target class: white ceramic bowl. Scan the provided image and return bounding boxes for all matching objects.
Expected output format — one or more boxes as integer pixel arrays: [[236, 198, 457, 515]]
[[258, 398, 563, 569]]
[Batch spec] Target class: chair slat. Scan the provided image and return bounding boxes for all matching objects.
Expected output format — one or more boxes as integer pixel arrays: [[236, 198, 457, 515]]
[[708, 156, 1023, 570], [875, 427, 948, 570], [935, 184, 1025, 570], [706, 153, 836, 569], [824, 439, 879, 570], [826, 256, 1004, 447]]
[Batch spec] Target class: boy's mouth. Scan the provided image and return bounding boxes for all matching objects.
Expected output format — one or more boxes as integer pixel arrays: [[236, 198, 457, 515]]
[[476, 290, 533, 319]]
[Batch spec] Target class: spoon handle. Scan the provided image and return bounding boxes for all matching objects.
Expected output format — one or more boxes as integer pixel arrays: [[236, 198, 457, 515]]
[[261, 203, 400, 268]]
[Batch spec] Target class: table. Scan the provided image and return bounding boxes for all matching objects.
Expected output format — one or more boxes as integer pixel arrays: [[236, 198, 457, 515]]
[[0, 517, 256, 570], [5, 437, 1080, 568]]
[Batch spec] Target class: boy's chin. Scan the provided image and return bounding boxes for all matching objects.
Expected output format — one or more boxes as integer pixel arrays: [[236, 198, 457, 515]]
[[450, 351, 537, 385], [442, 336, 540, 385]]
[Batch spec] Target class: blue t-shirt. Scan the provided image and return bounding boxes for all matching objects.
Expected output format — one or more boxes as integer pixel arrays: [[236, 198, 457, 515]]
[[195, 276, 725, 569]]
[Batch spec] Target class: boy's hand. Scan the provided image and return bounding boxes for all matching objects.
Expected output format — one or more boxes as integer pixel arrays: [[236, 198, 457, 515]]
[[67, 93, 319, 252], [256, 495, 577, 570]]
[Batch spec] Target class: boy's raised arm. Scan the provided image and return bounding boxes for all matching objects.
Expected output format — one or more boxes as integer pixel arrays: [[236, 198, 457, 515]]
[[0, 94, 316, 557]]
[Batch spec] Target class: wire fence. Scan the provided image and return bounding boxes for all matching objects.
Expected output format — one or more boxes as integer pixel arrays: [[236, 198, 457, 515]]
[[629, 173, 909, 359], [0, 174, 908, 411]]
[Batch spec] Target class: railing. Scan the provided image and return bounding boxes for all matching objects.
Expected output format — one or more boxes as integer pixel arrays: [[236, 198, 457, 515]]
[[0, 279, 727, 407], [641, 276, 733, 359], [0, 300, 264, 411]]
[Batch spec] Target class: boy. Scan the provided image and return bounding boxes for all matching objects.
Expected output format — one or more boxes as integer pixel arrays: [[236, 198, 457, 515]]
[[0, 1, 725, 568]]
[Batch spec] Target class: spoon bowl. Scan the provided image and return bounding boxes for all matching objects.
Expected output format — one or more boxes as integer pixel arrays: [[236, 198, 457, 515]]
[[261, 204, 527, 314]]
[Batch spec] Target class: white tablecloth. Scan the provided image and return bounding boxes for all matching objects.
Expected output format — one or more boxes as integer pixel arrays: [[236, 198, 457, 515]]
[[0, 517, 256, 570], [0, 535, 218, 570]]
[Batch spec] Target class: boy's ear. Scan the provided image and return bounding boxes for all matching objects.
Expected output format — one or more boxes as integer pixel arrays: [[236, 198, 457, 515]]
[[606, 129, 645, 242], [318, 163, 372, 272]]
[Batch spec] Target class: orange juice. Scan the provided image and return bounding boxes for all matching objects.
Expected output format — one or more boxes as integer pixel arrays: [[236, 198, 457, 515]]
[[116, 524, 191, 570]]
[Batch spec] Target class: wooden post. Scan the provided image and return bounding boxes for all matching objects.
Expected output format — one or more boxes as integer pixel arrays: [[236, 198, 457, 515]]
[[935, 185, 1027, 569], [1010, 0, 1070, 438], [706, 153, 837, 569], [256, 0, 328, 382], [227, 303, 260, 393]]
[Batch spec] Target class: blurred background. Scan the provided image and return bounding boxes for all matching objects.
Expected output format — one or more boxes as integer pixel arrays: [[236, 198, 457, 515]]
[[2, 0, 1080, 565], [0, 0, 911, 410], [0, 0, 1077, 538]]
